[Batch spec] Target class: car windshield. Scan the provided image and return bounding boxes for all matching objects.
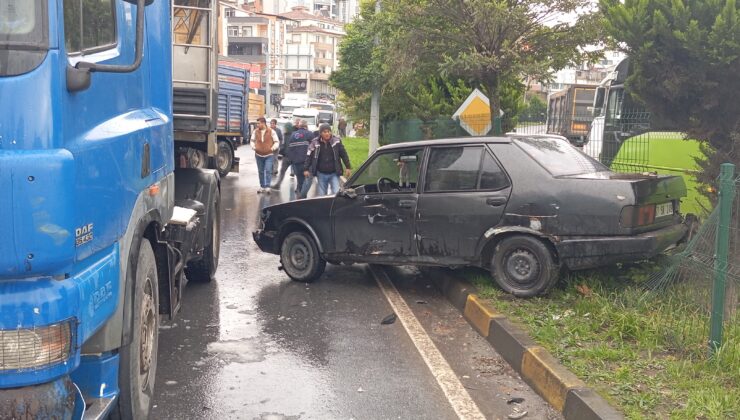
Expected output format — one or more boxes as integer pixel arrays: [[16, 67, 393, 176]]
[[350, 149, 423, 193], [281, 105, 299, 114], [513, 137, 608, 177], [0, 0, 48, 76]]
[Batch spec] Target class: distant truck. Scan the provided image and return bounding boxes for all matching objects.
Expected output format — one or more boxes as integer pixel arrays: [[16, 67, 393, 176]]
[[173, 2, 238, 177], [279, 92, 310, 119], [585, 58, 655, 165], [546, 84, 596, 145], [215, 62, 251, 176], [292, 108, 322, 132], [308, 101, 336, 126]]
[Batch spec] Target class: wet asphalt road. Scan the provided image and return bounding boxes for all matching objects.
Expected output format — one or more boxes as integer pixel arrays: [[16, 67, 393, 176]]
[[151, 146, 561, 420]]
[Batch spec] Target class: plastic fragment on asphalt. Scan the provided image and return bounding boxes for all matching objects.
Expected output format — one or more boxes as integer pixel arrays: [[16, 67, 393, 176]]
[[507, 397, 525, 404], [507, 410, 527, 419], [381, 313, 397, 325]]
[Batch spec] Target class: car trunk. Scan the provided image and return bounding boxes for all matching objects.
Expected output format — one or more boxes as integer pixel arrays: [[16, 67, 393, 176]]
[[555, 172, 686, 234]]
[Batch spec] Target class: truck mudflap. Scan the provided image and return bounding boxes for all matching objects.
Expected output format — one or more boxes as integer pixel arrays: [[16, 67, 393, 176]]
[[0, 376, 75, 419]]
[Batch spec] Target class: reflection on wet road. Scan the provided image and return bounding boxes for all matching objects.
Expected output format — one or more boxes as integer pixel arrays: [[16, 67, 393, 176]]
[[151, 146, 560, 420]]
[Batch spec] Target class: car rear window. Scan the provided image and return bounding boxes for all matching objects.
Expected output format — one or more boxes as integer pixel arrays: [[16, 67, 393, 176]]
[[513, 137, 608, 176]]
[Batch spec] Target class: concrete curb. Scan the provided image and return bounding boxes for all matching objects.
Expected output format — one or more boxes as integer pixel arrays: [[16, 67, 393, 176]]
[[424, 268, 623, 420]]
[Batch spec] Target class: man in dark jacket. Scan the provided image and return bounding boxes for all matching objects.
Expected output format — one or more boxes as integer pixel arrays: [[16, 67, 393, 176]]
[[303, 124, 351, 196], [270, 119, 284, 175], [279, 120, 312, 197], [271, 118, 299, 189]]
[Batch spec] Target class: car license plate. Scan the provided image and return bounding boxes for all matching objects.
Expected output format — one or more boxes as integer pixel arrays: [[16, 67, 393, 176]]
[[656, 202, 673, 218]]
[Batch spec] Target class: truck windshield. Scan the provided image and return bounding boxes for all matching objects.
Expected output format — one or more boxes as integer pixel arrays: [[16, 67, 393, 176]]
[[0, 0, 48, 76]]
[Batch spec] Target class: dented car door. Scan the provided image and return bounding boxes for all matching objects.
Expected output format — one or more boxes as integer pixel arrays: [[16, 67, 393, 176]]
[[416, 145, 512, 263], [331, 148, 424, 260]]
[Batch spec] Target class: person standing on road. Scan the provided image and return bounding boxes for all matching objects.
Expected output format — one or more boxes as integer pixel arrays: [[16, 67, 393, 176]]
[[304, 124, 352, 196], [271, 118, 300, 190], [270, 119, 283, 176], [338, 118, 347, 138], [251, 117, 280, 193], [280, 120, 312, 198]]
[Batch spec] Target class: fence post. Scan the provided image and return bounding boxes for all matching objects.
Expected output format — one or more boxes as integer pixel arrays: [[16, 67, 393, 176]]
[[709, 163, 736, 355]]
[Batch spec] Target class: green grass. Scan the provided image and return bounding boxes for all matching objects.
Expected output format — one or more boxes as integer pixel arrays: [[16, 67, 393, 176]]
[[612, 132, 710, 215], [465, 265, 739, 420], [342, 137, 370, 171]]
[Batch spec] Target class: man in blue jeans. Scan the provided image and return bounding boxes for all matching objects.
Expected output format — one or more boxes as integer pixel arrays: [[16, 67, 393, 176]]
[[250, 117, 280, 193], [303, 124, 352, 196]]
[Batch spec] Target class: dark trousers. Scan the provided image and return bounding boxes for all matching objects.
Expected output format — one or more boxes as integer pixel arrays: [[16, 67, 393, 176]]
[[272, 157, 292, 187]]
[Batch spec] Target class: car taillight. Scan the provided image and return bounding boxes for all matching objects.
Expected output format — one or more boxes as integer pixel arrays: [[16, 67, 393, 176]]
[[571, 122, 588, 132], [0, 321, 73, 371], [620, 204, 656, 227]]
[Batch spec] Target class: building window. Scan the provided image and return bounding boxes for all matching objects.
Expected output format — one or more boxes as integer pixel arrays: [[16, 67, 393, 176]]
[[225, 8, 235, 17], [241, 26, 252, 37], [228, 26, 239, 37], [292, 34, 301, 43]]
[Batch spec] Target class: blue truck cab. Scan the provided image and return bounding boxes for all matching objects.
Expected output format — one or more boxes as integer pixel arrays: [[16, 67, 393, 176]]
[[0, 1, 221, 418]]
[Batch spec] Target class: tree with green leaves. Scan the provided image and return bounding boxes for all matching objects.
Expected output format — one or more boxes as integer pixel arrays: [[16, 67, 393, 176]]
[[600, 0, 740, 190], [386, 0, 603, 129]]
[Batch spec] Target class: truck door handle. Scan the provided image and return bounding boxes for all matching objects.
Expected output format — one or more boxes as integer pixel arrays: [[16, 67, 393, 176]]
[[363, 195, 381, 204], [398, 199, 416, 209], [486, 197, 507, 207]]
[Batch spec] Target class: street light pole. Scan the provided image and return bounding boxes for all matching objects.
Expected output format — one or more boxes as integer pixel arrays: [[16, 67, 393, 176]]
[[368, 0, 381, 153]]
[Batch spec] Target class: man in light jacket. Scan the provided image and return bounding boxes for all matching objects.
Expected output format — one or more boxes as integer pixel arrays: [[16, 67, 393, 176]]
[[251, 117, 280, 193]]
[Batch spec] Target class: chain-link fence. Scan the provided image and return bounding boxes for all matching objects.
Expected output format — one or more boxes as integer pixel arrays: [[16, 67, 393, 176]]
[[641, 166, 738, 365]]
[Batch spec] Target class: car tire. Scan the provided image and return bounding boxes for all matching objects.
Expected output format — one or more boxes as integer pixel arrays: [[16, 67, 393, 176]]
[[112, 240, 159, 420], [185, 189, 221, 282], [490, 235, 558, 297], [281, 231, 326, 283]]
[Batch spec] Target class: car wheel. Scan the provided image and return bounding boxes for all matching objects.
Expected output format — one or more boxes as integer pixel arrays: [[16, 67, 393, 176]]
[[281, 231, 326, 283], [490, 235, 558, 297], [112, 240, 159, 420]]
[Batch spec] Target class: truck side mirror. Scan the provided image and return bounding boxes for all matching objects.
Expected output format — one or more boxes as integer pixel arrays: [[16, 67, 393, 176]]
[[67, 0, 151, 92]]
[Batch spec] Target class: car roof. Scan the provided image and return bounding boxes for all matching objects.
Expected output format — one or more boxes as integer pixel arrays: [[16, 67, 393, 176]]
[[377, 136, 511, 151], [376, 134, 571, 152]]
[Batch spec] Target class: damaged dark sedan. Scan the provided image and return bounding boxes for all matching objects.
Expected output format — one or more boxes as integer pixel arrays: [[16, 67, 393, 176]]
[[253, 135, 688, 297]]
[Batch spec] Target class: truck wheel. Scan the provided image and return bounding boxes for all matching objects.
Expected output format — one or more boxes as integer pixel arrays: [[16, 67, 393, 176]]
[[281, 231, 326, 283], [214, 139, 234, 178], [490, 235, 558, 297], [114, 240, 159, 420], [185, 189, 221, 282]]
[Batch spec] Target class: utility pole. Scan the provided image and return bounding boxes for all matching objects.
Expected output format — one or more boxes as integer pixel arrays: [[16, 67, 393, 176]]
[[368, 0, 381, 153]]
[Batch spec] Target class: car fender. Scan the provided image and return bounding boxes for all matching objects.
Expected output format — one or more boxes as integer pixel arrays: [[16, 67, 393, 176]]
[[476, 225, 559, 261], [279, 217, 325, 253]]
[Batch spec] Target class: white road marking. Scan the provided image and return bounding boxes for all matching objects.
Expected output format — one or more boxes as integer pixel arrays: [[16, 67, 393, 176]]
[[370, 265, 486, 420]]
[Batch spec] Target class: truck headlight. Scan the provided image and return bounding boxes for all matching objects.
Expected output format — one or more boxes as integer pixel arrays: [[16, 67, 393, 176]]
[[0, 322, 73, 371]]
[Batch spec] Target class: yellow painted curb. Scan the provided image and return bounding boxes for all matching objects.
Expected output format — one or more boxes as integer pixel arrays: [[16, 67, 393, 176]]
[[463, 294, 502, 337], [521, 346, 586, 411]]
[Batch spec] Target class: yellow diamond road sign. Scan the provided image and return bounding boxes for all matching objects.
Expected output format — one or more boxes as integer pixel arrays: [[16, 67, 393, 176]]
[[452, 89, 501, 136]]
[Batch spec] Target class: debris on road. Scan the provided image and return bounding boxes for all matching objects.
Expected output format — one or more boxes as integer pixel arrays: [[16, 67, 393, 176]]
[[381, 313, 397, 325], [415, 300, 428, 304], [507, 397, 525, 404], [507, 409, 528, 419]]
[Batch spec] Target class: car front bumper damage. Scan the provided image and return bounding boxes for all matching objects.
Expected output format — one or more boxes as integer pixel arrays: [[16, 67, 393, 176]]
[[253, 230, 279, 254]]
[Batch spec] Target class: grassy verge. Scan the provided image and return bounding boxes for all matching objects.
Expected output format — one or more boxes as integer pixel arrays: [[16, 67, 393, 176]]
[[464, 265, 739, 420], [342, 137, 370, 171]]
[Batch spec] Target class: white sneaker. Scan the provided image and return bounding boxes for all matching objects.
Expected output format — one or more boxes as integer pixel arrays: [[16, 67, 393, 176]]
[[257, 188, 263, 193], [265, 189, 271, 194]]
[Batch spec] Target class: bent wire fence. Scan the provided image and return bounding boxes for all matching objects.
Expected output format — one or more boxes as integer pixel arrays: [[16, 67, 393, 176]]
[[641, 166, 738, 365]]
